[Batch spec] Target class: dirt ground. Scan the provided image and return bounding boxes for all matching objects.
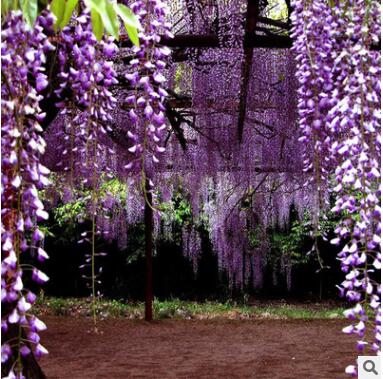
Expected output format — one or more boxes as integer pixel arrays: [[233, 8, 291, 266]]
[[40, 317, 356, 379]]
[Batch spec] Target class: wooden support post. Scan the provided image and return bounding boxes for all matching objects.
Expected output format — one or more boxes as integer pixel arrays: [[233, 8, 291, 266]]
[[144, 178, 153, 321]]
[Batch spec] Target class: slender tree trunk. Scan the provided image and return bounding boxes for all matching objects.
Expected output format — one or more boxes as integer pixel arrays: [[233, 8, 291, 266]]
[[144, 179, 153, 321]]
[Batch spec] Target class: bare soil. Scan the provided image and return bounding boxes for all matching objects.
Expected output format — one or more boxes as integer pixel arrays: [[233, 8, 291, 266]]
[[40, 317, 356, 379]]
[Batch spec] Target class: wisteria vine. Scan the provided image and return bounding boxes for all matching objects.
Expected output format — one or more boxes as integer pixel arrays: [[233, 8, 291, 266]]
[[125, 0, 173, 192], [1, 1, 380, 377], [1, 11, 55, 377], [55, 10, 119, 331], [291, 0, 381, 374]]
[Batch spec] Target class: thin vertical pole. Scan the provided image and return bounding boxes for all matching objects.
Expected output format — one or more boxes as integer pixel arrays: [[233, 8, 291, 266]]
[[144, 179, 153, 321]]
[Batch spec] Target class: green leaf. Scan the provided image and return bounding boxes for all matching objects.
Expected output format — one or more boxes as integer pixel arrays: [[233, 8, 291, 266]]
[[124, 23, 139, 46], [115, 3, 140, 46], [88, 0, 119, 40], [115, 4, 139, 28], [3, 0, 21, 15], [60, 0, 78, 29], [1, 0, 10, 18], [20, 0, 38, 27], [51, 0, 65, 31], [91, 8, 103, 41], [103, 0, 119, 40]]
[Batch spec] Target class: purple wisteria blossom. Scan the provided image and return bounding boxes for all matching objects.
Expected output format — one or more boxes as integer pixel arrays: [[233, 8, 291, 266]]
[[124, 0, 173, 181], [54, 10, 119, 329], [1, 10, 55, 375], [291, 0, 381, 375]]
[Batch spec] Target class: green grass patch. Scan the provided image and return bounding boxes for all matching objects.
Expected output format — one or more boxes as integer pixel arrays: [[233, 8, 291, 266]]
[[34, 296, 346, 320]]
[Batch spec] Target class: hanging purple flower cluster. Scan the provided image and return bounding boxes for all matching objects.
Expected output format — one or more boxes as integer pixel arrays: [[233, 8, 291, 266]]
[[329, 1, 381, 373], [125, 0, 173, 180], [54, 10, 119, 329], [55, 10, 118, 183], [290, 0, 335, 226], [1, 11, 55, 375], [291, 0, 381, 375]]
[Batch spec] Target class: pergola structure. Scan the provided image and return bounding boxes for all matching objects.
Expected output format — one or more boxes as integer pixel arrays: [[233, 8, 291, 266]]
[[122, 0, 295, 320], [40, 0, 310, 322], [2, 2, 379, 378], [120, 0, 292, 144]]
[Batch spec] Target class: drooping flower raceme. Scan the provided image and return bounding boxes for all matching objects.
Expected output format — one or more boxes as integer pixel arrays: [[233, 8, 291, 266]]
[[1, 11, 55, 375], [291, 0, 335, 221], [291, 0, 381, 375], [55, 11, 118, 184], [328, 1, 381, 374], [125, 0, 173, 185], [290, 0, 338, 273], [55, 10, 119, 329]]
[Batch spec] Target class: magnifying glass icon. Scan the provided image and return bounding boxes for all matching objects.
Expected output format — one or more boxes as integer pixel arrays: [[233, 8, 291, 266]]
[[363, 360, 378, 375]]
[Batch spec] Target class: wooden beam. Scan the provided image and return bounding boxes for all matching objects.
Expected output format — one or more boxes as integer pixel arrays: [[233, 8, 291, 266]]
[[120, 33, 292, 49], [257, 16, 289, 30], [119, 33, 379, 52]]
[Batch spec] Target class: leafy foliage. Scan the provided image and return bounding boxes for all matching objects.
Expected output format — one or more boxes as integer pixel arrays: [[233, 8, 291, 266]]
[[271, 211, 338, 267], [1, 0, 38, 27], [50, 0, 79, 31], [51, 177, 127, 228], [54, 197, 88, 227], [160, 191, 193, 227], [34, 296, 347, 320], [1, 0, 140, 44]]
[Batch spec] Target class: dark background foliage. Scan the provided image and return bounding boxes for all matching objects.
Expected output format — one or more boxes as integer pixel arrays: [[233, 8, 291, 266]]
[[40, 214, 344, 302]]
